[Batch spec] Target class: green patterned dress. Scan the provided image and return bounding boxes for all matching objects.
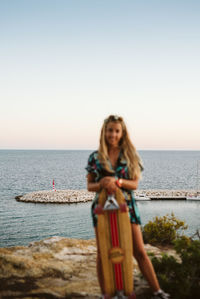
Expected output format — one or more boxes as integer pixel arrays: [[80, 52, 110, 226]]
[[86, 151, 142, 227]]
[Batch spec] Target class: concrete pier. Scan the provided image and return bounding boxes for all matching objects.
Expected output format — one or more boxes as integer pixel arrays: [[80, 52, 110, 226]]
[[15, 189, 198, 203]]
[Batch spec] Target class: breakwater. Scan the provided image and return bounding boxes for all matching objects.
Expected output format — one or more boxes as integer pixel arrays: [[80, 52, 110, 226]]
[[15, 189, 198, 203]]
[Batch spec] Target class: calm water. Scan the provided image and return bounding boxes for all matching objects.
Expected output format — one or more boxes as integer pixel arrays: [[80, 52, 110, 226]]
[[0, 150, 200, 247]]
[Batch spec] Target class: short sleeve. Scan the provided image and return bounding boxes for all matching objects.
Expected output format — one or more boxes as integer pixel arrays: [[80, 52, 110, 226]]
[[139, 162, 144, 172], [85, 151, 100, 179]]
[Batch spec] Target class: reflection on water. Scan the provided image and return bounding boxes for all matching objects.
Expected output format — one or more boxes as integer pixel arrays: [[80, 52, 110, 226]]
[[1, 199, 199, 247]]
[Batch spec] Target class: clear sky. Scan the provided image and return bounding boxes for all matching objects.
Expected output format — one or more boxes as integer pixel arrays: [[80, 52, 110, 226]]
[[0, 0, 200, 150]]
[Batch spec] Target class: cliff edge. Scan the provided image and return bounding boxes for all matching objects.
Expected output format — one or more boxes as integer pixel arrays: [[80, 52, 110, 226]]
[[0, 237, 177, 298]]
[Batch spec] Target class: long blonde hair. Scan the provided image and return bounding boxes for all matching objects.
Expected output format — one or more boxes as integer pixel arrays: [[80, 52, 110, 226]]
[[98, 115, 143, 179]]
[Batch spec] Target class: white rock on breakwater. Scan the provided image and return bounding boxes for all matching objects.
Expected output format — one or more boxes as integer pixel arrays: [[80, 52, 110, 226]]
[[136, 189, 196, 198], [15, 189, 197, 204], [15, 190, 95, 203]]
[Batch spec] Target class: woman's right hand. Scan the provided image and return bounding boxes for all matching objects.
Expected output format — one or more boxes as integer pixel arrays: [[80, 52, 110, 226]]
[[100, 176, 117, 194]]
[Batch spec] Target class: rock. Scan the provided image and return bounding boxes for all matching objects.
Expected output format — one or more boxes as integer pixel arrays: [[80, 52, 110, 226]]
[[0, 237, 179, 299], [0, 237, 99, 298]]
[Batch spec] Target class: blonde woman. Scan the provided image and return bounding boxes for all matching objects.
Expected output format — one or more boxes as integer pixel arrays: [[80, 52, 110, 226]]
[[86, 115, 170, 299]]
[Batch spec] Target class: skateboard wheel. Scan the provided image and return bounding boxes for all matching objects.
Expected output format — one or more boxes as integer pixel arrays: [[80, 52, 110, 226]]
[[120, 203, 127, 212], [94, 205, 104, 215]]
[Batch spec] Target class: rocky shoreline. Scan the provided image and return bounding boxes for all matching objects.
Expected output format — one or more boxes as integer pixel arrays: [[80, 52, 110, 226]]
[[15, 189, 197, 204], [0, 236, 178, 298]]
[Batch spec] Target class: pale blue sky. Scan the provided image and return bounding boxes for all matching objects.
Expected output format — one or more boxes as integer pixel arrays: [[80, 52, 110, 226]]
[[0, 0, 200, 150]]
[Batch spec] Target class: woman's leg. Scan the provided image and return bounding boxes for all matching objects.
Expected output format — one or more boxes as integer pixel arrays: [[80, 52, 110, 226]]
[[94, 227, 105, 294], [132, 223, 160, 292]]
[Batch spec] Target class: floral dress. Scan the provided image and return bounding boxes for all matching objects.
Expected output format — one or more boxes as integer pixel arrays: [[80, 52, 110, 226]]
[[85, 150, 142, 227]]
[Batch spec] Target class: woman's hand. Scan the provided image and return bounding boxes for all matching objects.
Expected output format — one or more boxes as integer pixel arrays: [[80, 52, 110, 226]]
[[100, 176, 117, 194], [88, 173, 139, 193]]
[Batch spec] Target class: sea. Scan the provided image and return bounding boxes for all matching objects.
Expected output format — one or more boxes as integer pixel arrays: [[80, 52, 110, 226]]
[[0, 150, 200, 248]]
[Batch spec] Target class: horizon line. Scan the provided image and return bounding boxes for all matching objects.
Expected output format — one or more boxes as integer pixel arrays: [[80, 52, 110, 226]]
[[0, 148, 200, 151]]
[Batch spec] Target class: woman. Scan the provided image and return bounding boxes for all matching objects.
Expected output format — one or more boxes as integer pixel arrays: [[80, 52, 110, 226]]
[[86, 115, 170, 299]]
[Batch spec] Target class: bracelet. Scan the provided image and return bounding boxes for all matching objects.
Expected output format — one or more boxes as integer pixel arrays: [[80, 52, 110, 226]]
[[116, 178, 122, 188]]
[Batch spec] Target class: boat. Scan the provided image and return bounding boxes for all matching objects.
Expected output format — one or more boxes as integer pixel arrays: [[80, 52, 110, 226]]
[[135, 194, 151, 201], [186, 192, 200, 201], [186, 161, 200, 201]]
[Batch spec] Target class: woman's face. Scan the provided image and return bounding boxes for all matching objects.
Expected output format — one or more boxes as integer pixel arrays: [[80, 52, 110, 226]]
[[105, 121, 123, 147]]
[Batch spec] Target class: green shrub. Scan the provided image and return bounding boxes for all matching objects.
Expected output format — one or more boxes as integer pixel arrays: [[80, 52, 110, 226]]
[[151, 238, 200, 299], [142, 213, 188, 245]]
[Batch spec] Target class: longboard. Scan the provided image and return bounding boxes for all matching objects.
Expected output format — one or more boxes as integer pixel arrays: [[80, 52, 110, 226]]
[[94, 188, 136, 299]]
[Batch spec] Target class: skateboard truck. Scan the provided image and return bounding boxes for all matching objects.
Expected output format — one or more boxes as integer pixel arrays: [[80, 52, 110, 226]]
[[113, 290, 136, 298], [104, 194, 119, 210], [112, 291, 127, 298]]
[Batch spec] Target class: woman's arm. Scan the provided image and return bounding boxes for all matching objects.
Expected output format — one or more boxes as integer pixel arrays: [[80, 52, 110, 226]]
[[87, 172, 139, 193], [87, 174, 117, 193], [87, 173, 102, 192], [117, 178, 139, 190]]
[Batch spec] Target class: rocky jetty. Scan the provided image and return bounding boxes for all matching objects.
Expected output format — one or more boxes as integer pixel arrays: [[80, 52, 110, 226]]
[[0, 236, 178, 299], [15, 189, 197, 204], [15, 190, 95, 204]]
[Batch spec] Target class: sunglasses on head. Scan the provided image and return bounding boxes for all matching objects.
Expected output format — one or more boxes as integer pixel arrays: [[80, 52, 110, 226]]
[[104, 115, 123, 123]]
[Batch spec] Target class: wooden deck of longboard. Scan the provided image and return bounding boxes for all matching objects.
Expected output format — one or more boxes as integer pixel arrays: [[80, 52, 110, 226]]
[[95, 188, 134, 297]]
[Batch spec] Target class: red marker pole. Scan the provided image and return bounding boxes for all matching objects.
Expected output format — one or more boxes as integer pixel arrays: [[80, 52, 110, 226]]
[[53, 179, 56, 191]]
